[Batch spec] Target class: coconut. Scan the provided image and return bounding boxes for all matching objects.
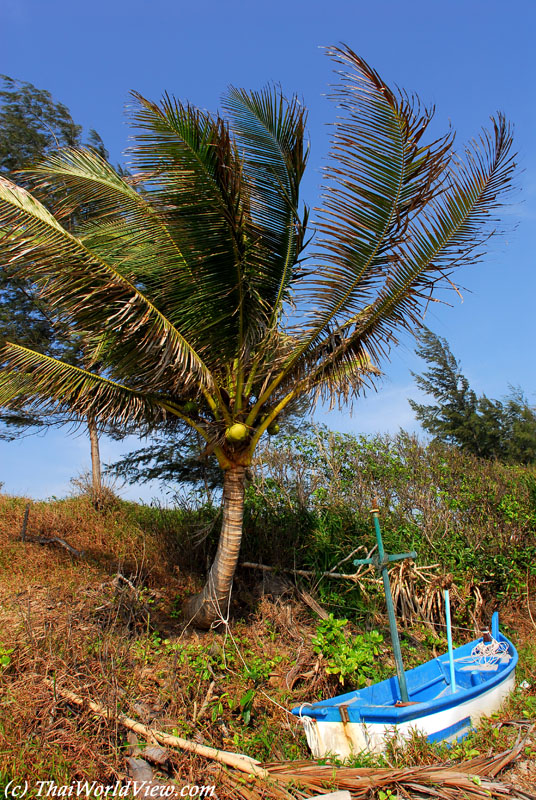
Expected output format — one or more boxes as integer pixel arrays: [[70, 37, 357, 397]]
[[225, 423, 248, 442], [267, 422, 280, 435]]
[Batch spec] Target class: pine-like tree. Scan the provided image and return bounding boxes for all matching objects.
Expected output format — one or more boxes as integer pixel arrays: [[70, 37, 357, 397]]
[[410, 329, 536, 463], [0, 76, 109, 498]]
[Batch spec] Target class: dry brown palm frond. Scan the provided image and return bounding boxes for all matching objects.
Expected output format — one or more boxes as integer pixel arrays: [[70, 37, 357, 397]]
[[384, 560, 490, 633], [236, 742, 536, 799]]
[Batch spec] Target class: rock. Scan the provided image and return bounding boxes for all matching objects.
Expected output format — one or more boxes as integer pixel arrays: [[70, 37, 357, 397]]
[[126, 757, 153, 782], [126, 759, 176, 799], [143, 745, 170, 766], [126, 731, 142, 756]]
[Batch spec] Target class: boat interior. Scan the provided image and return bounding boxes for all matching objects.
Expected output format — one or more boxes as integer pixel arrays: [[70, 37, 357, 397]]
[[296, 633, 514, 717]]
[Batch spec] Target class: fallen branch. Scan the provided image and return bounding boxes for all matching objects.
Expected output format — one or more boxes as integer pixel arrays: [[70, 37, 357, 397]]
[[48, 681, 268, 777], [17, 505, 84, 557], [240, 561, 366, 582], [22, 533, 84, 558]]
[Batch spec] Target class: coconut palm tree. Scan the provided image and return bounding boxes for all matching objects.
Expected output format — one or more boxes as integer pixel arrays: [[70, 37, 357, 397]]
[[0, 47, 515, 627]]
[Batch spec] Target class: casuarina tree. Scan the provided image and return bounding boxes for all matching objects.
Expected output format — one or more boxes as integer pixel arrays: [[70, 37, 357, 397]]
[[410, 328, 536, 463], [0, 47, 515, 627], [0, 74, 110, 500]]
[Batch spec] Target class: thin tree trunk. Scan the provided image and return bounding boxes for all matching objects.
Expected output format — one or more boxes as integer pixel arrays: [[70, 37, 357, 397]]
[[196, 431, 213, 506], [185, 464, 246, 629], [88, 415, 102, 502]]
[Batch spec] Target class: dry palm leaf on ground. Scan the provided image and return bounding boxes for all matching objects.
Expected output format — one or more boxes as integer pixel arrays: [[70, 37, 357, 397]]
[[224, 750, 536, 799]]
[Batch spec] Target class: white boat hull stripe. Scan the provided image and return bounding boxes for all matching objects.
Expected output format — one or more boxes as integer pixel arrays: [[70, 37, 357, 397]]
[[300, 673, 515, 757]]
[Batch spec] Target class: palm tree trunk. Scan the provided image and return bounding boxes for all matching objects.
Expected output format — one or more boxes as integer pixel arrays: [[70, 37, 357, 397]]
[[185, 464, 246, 629], [88, 415, 102, 503]]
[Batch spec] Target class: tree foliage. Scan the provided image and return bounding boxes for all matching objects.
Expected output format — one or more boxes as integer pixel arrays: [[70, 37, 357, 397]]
[[0, 75, 108, 438], [410, 328, 536, 463], [1, 75, 82, 174], [111, 430, 221, 502], [0, 47, 516, 625], [244, 427, 536, 606]]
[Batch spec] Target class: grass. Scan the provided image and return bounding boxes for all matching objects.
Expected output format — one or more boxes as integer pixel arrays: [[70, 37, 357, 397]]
[[0, 490, 535, 796]]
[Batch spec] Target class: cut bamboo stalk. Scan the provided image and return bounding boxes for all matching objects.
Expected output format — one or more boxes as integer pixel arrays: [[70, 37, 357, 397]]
[[47, 681, 268, 777]]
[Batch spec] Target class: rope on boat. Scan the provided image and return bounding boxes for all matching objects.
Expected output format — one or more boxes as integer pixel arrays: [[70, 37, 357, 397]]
[[458, 637, 510, 666], [297, 703, 322, 757]]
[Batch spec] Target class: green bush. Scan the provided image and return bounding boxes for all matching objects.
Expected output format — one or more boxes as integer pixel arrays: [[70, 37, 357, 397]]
[[242, 428, 536, 604], [312, 614, 384, 686]]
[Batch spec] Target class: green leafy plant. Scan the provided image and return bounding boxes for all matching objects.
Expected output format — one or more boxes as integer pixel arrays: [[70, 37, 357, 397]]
[[0, 645, 13, 668], [239, 688, 255, 725], [210, 692, 234, 722], [242, 653, 282, 683], [312, 614, 383, 686], [378, 790, 394, 800]]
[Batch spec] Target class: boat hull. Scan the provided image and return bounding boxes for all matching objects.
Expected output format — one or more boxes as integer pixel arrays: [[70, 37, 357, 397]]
[[299, 670, 515, 757], [293, 614, 517, 756]]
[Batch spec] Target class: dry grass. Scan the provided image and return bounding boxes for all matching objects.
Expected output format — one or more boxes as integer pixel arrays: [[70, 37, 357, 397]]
[[0, 494, 312, 791], [1, 491, 535, 798]]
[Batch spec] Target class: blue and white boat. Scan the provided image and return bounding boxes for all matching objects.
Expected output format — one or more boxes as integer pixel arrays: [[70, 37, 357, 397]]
[[292, 612, 517, 757]]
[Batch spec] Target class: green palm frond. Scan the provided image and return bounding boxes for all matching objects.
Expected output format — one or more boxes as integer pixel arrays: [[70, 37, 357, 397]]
[[130, 93, 261, 355], [0, 175, 213, 392], [247, 44, 452, 407], [274, 333, 380, 405], [26, 146, 159, 224], [309, 352, 381, 405], [253, 47, 514, 411], [26, 147, 191, 286], [223, 85, 309, 317], [303, 45, 453, 336], [24, 148, 239, 360], [0, 343, 173, 428], [353, 114, 515, 366], [287, 115, 514, 397]]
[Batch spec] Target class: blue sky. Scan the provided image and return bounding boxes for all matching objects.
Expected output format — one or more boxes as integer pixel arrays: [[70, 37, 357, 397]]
[[1, 0, 535, 501]]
